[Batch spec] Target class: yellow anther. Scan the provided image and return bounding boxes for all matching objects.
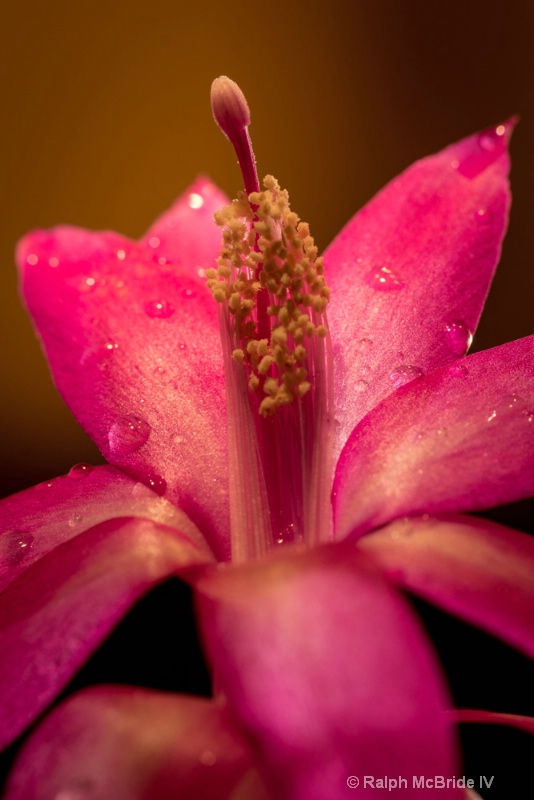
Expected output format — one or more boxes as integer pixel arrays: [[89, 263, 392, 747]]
[[208, 174, 331, 416]]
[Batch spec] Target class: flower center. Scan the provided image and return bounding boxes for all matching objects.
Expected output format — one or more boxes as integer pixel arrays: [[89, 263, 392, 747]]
[[209, 77, 334, 562]]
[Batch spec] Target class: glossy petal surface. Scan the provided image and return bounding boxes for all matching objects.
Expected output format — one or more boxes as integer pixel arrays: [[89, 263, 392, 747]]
[[4, 688, 249, 800], [325, 125, 511, 456], [0, 517, 213, 749], [0, 465, 211, 592], [359, 515, 534, 657], [197, 546, 459, 800], [18, 180, 231, 558], [335, 337, 534, 539]]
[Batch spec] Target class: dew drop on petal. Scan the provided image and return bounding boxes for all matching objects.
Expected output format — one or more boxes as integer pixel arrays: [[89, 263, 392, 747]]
[[444, 321, 473, 356], [171, 433, 184, 444], [145, 473, 167, 496], [68, 463, 94, 480], [357, 337, 373, 350], [27, 253, 39, 265], [188, 193, 204, 209], [522, 409, 534, 423], [117, 249, 126, 261], [0, 530, 34, 568], [148, 236, 160, 249], [68, 514, 83, 528], [153, 366, 166, 378], [355, 379, 368, 392], [178, 342, 187, 351], [487, 409, 497, 422], [478, 125, 507, 152], [145, 300, 175, 319], [389, 365, 424, 388], [108, 415, 151, 455], [449, 362, 469, 377], [48, 257, 59, 267], [182, 287, 197, 300], [365, 265, 404, 291], [199, 750, 217, 766]]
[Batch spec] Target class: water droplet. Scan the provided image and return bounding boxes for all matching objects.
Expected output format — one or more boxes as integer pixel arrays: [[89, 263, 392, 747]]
[[145, 474, 167, 496], [153, 366, 166, 378], [477, 208, 486, 217], [182, 287, 197, 300], [108, 415, 151, 455], [117, 249, 126, 261], [522, 409, 534, 423], [487, 409, 497, 422], [355, 379, 368, 392], [365, 265, 404, 291], [449, 362, 469, 377], [148, 236, 160, 249], [68, 514, 83, 528], [199, 750, 217, 766], [188, 193, 204, 209], [68, 463, 94, 479], [358, 337, 373, 350], [0, 531, 34, 568], [444, 321, 473, 356], [396, 351, 404, 361], [478, 124, 507, 152], [145, 300, 175, 319], [389, 365, 424, 388], [27, 253, 39, 265], [172, 433, 184, 444], [502, 394, 523, 409], [48, 257, 59, 267], [104, 342, 118, 352], [178, 342, 187, 351]]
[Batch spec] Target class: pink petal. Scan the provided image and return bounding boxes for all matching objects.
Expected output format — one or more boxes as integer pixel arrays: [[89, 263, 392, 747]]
[[0, 465, 212, 592], [4, 688, 249, 800], [452, 708, 534, 735], [334, 336, 534, 540], [324, 123, 512, 457], [0, 516, 213, 749], [359, 515, 534, 658], [197, 545, 460, 800], [18, 179, 231, 558]]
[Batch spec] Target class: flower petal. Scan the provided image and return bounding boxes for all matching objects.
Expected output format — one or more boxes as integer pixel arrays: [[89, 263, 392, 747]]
[[4, 688, 249, 800], [324, 124, 512, 456], [197, 545, 460, 800], [334, 337, 534, 540], [18, 179, 231, 558], [0, 465, 212, 592], [359, 515, 534, 658], [0, 516, 213, 749], [453, 708, 534, 735]]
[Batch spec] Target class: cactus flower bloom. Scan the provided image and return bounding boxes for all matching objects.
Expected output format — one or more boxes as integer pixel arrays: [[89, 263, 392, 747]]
[[1, 79, 533, 799]]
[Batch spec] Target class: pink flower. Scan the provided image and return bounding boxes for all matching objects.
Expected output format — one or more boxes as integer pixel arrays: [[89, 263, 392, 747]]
[[1, 78, 533, 798]]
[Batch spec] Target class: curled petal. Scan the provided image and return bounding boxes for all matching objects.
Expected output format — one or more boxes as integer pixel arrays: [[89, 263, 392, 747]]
[[197, 545, 460, 800], [325, 124, 512, 457], [0, 465, 212, 592], [4, 688, 249, 800], [0, 517, 213, 749], [452, 708, 534, 735], [18, 179, 232, 558], [359, 515, 534, 658], [334, 337, 534, 540]]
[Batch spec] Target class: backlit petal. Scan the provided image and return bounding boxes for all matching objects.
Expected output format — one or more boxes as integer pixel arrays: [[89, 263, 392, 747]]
[[4, 688, 249, 800], [0, 517, 213, 749], [325, 125, 512, 457], [334, 337, 534, 539], [197, 545, 460, 800], [359, 515, 534, 657], [18, 180, 231, 558]]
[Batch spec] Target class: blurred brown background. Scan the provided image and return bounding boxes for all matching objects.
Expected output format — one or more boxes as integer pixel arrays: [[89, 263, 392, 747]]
[[1, 0, 534, 497]]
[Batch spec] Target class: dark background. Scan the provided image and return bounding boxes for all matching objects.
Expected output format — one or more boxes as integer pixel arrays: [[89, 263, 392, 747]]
[[1, 1, 533, 796]]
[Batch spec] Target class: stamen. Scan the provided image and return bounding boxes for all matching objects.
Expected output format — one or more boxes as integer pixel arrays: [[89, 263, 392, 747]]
[[209, 78, 334, 561]]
